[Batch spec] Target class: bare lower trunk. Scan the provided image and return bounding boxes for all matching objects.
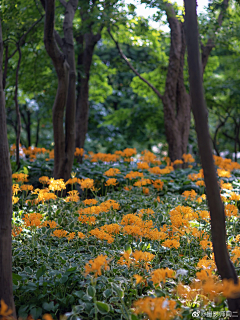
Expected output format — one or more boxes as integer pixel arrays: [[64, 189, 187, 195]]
[[75, 32, 101, 158], [14, 44, 21, 170], [0, 17, 16, 317], [42, 0, 77, 181], [35, 118, 40, 147], [163, 9, 191, 162], [52, 62, 69, 179], [185, 0, 240, 316], [76, 77, 89, 149]]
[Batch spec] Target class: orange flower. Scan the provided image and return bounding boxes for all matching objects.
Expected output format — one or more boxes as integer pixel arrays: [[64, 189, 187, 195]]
[[85, 254, 109, 277], [104, 168, 121, 176], [125, 171, 144, 180], [12, 226, 22, 237], [152, 179, 164, 190], [78, 178, 94, 190], [83, 199, 98, 206], [105, 178, 118, 186], [67, 232, 75, 241], [52, 229, 68, 238], [151, 268, 175, 285], [143, 187, 149, 195], [74, 147, 84, 157], [39, 176, 50, 184], [78, 232, 85, 239], [137, 162, 149, 170], [0, 299, 13, 317], [20, 184, 33, 192], [182, 153, 195, 163]]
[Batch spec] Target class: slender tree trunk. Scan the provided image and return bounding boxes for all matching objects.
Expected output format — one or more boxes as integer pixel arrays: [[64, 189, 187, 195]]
[[75, 32, 101, 158], [35, 117, 40, 147], [0, 17, 16, 318], [26, 110, 31, 147], [184, 0, 240, 316], [42, 0, 77, 181], [14, 44, 21, 170]]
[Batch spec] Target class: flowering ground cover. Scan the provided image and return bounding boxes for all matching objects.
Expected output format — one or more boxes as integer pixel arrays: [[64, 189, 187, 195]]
[[6, 147, 240, 320]]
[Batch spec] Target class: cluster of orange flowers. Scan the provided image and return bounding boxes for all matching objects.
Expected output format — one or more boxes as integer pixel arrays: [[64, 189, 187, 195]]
[[85, 254, 109, 277], [133, 296, 181, 320], [118, 250, 155, 271]]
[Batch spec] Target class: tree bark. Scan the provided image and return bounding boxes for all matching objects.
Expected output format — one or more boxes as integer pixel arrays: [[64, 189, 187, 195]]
[[35, 117, 40, 147], [62, 0, 77, 176], [14, 44, 21, 170], [184, 0, 240, 316], [0, 17, 16, 318], [75, 31, 101, 156], [43, 0, 77, 181], [163, 5, 191, 161]]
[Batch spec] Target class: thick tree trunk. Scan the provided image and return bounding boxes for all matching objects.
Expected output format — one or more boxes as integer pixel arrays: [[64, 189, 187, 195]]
[[0, 18, 16, 317], [75, 32, 101, 155], [62, 0, 77, 177], [43, 0, 77, 181], [184, 0, 240, 316], [163, 10, 191, 161]]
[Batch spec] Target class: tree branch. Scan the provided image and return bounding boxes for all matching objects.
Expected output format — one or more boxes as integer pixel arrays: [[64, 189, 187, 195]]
[[201, 0, 229, 72], [53, 29, 64, 51], [59, 0, 67, 8], [108, 28, 163, 101], [8, 15, 44, 60]]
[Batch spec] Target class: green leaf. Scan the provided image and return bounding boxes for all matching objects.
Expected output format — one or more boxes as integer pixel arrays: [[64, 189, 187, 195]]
[[30, 307, 42, 320], [59, 275, 68, 284], [73, 290, 84, 299], [12, 272, 22, 281], [96, 301, 110, 314], [67, 267, 77, 272], [36, 265, 46, 280], [87, 285, 96, 297], [41, 246, 48, 255], [111, 283, 124, 298], [103, 289, 112, 299], [42, 301, 54, 312]]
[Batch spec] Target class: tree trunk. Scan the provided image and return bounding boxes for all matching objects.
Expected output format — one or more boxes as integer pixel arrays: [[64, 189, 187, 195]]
[[14, 44, 21, 170], [42, 0, 77, 181], [35, 117, 40, 147], [0, 17, 16, 317], [184, 0, 240, 316], [75, 32, 101, 157], [62, 0, 77, 177], [163, 9, 191, 161]]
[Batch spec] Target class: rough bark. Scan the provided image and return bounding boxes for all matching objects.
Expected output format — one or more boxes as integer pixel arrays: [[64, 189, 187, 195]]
[[42, 0, 77, 181], [62, 0, 77, 175], [163, 5, 191, 161], [184, 0, 240, 317], [0, 17, 16, 317], [75, 31, 101, 156]]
